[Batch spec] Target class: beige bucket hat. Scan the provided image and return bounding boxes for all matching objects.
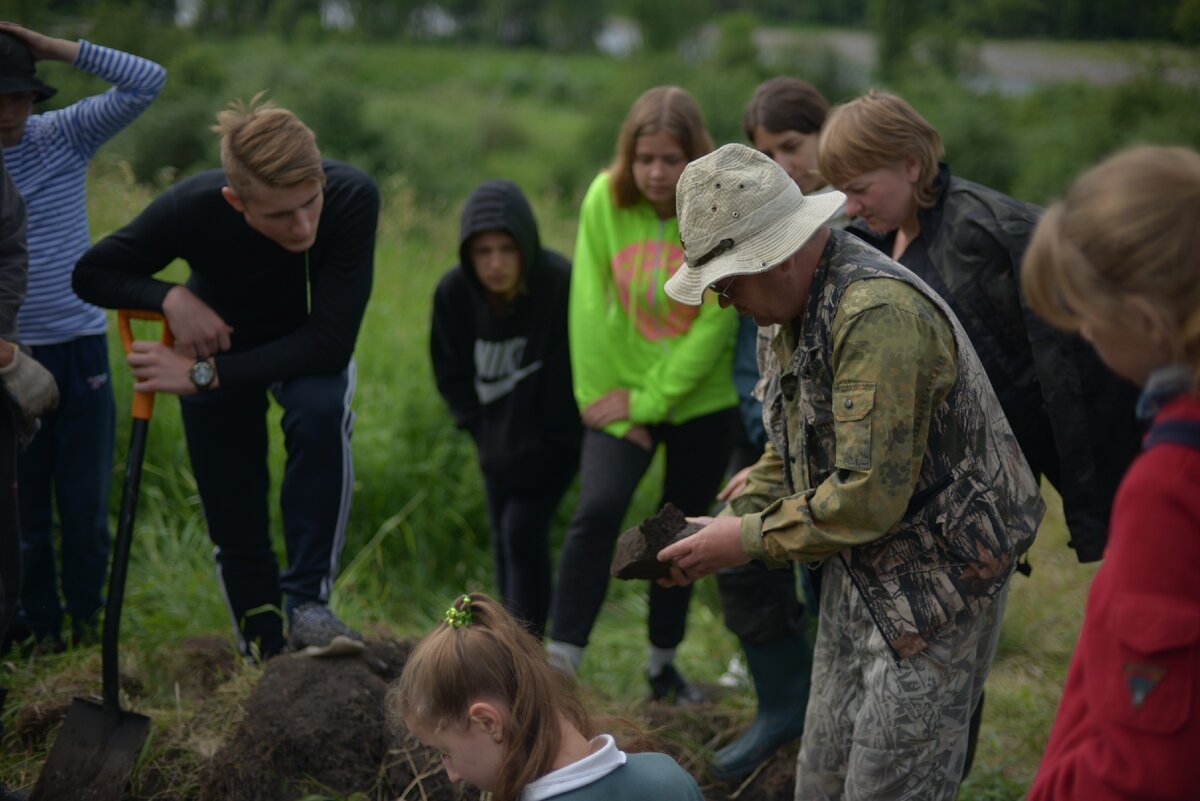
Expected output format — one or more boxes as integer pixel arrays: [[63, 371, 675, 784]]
[[665, 143, 845, 305]]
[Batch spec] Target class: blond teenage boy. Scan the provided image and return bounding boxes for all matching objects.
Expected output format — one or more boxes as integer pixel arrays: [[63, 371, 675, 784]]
[[74, 97, 379, 659]]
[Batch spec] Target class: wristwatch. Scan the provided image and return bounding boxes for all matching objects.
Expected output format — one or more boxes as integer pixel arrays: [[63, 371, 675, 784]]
[[189, 358, 215, 392]]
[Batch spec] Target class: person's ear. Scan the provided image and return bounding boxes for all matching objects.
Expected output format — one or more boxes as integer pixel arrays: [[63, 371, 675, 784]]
[[221, 186, 245, 214], [903, 155, 921, 184], [1125, 296, 1174, 360], [467, 701, 505, 744]]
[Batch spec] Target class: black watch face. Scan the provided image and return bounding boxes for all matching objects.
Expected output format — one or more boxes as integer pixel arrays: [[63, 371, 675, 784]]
[[191, 360, 214, 387]]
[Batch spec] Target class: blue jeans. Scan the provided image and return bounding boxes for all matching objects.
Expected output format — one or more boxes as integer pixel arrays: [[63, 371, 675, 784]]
[[18, 335, 115, 639], [180, 363, 356, 658]]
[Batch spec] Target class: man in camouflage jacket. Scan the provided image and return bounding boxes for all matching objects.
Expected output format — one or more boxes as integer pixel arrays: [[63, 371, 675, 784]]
[[660, 144, 1044, 800]]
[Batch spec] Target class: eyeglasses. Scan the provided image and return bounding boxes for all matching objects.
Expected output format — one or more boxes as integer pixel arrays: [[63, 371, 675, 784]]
[[707, 275, 737, 301]]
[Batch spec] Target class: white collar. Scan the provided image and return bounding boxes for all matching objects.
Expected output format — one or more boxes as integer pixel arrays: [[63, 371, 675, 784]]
[[520, 734, 626, 801]]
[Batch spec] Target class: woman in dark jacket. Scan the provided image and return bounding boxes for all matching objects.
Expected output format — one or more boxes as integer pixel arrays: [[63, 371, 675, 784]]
[[819, 89, 1141, 565], [430, 180, 581, 638], [818, 89, 1144, 779]]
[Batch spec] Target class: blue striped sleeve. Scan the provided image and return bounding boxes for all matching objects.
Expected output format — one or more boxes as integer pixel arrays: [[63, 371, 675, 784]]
[[55, 40, 166, 159]]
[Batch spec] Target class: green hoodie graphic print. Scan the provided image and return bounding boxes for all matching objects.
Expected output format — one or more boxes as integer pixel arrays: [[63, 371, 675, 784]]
[[569, 172, 737, 439]]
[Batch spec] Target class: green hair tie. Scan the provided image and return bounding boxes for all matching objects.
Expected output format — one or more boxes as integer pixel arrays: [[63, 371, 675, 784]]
[[445, 595, 473, 629]]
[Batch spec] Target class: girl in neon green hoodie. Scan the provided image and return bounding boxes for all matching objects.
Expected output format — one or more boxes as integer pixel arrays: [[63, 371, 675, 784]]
[[546, 86, 737, 703]]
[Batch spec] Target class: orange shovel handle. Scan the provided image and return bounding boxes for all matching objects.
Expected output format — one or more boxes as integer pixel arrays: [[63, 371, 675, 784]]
[[117, 309, 175, 421]]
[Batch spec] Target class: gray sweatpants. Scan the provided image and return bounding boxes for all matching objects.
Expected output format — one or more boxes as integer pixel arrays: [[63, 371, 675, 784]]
[[795, 556, 1008, 801]]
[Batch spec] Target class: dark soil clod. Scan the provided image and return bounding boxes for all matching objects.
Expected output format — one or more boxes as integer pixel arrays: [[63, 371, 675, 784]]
[[611, 502, 704, 580]]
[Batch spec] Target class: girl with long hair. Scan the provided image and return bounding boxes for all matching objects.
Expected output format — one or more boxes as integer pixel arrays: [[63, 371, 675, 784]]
[[544, 86, 738, 703], [389, 593, 702, 801]]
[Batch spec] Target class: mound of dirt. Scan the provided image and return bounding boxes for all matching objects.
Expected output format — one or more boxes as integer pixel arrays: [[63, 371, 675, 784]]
[[611, 502, 704, 580], [198, 637, 470, 801], [190, 632, 795, 801], [11, 697, 73, 750], [9, 625, 801, 801], [9, 655, 142, 750], [164, 634, 238, 698]]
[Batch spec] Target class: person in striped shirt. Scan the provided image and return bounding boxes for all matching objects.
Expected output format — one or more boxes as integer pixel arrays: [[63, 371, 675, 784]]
[[0, 22, 165, 652]]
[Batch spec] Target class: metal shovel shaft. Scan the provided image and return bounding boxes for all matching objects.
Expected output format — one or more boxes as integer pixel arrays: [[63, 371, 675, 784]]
[[103, 415, 147, 712]]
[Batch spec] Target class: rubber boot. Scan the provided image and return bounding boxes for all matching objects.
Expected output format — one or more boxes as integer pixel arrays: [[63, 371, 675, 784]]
[[710, 630, 814, 781]]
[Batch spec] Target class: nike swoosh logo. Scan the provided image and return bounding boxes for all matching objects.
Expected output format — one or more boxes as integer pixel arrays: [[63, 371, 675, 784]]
[[475, 360, 543, 404]]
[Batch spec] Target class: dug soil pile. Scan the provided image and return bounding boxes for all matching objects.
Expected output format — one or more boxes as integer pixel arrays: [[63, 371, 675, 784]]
[[195, 634, 796, 801], [198, 637, 471, 801]]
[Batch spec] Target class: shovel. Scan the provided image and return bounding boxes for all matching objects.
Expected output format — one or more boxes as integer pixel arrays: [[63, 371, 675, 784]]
[[29, 310, 173, 801]]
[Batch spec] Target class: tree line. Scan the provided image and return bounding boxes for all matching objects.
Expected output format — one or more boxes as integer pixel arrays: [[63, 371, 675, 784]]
[[14, 0, 1200, 50]]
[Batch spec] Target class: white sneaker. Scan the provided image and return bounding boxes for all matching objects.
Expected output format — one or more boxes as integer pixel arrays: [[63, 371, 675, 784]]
[[718, 654, 748, 688]]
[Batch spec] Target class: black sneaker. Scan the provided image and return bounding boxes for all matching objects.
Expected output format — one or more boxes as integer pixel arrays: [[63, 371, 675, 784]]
[[287, 603, 365, 658], [648, 663, 705, 705]]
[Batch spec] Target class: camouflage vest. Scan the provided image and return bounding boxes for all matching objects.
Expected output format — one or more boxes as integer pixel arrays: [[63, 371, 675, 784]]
[[759, 231, 1044, 658]]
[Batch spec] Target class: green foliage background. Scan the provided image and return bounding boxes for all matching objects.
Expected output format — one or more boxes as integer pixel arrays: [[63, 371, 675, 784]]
[[2, 4, 1199, 798]]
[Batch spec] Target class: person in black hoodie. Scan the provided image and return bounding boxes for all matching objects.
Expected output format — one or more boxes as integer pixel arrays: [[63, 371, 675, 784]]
[[430, 180, 581, 639]]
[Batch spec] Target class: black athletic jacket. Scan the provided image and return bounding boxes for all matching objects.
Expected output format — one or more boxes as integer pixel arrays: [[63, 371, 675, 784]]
[[850, 165, 1141, 562], [430, 180, 580, 491], [73, 160, 378, 389]]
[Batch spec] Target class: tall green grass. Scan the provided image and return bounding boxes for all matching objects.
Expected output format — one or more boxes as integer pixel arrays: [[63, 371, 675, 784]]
[[3, 160, 1093, 800], [1, 34, 1176, 797]]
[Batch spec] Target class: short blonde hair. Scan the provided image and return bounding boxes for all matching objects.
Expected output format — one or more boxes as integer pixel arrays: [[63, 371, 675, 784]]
[[609, 86, 714, 210], [212, 93, 325, 200], [1022, 145, 1200, 382], [819, 89, 943, 208]]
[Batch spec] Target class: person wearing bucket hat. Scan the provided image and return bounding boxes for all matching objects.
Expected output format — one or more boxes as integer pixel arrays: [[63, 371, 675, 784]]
[[543, 86, 738, 705], [703, 76, 846, 784], [658, 143, 1044, 800], [0, 26, 55, 104], [0, 22, 165, 656]]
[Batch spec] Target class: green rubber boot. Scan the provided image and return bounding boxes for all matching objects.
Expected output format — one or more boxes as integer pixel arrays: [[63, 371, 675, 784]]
[[710, 630, 814, 782]]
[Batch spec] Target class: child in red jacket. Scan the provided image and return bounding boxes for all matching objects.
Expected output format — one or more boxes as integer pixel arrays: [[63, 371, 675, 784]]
[[1022, 145, 1200, 801]]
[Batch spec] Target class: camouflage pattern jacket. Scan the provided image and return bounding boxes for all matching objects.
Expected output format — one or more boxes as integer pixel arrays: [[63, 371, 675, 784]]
[[738, 230, 1044, 658], [849, 165, 1139, 563]]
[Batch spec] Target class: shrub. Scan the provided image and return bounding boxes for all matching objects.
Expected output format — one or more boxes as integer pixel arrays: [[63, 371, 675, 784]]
[[123, 93, 222, 184], [895, 75, 1019, 195]]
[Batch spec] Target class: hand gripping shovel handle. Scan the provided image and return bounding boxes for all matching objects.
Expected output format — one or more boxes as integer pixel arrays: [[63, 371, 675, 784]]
[[103, 310, 174, 710], [117, 308, 175, 420]]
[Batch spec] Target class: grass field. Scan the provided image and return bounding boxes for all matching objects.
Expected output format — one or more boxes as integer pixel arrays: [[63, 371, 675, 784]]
[[3, 28, 1175, 797], [0, 158, 1099, 799]]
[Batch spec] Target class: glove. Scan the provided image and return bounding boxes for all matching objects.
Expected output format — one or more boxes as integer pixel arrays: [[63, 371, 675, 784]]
[[0, 345, 59, 440]]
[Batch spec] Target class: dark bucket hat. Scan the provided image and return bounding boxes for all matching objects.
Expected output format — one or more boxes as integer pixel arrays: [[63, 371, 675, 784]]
[[0, 32, 56, 102]]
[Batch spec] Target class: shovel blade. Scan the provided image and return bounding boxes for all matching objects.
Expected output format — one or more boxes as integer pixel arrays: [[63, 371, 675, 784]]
[[27, 697, 150, 801]]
